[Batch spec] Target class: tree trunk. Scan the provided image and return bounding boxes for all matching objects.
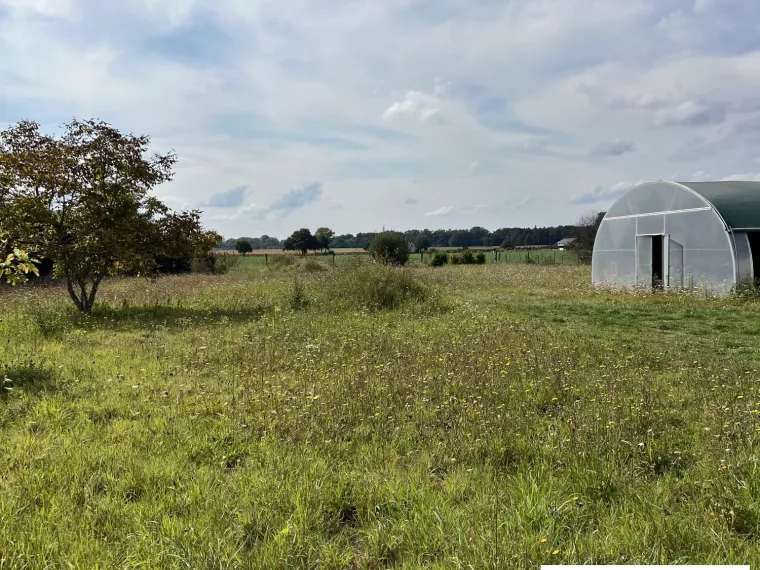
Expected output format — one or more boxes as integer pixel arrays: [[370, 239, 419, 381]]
[[65, 276, 85, 312], [83, 277, 102, 313], [65, 274, 103, 313]]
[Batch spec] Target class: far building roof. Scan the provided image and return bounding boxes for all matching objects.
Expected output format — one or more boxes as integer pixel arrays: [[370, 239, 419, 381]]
[[556, 237, 577, 246]]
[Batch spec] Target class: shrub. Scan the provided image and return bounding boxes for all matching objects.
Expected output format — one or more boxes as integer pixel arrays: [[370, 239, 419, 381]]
[[429, 251, 449, 267], [368, 233, 410, 266], [460, 250, 475, 265], [323, 262, 436, 312], [191, 252, 239, 275], [287, 279, 311, 311], [449, 250, 484, 266]]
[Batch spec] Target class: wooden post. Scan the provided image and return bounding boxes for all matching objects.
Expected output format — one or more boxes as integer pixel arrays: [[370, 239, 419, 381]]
[[332, 251, 336, 265], [265, 254, 268, 265]]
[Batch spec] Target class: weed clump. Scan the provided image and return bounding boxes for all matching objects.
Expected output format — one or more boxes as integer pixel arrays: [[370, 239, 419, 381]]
[[191, 252, 240, 274], [287, 279, 311, 311], [301, 259, 326, 273], [323, 261, 438, 312], [268, 255, 297, 270]]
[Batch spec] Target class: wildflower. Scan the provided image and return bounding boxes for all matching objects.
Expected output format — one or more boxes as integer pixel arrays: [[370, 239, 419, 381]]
[[539, 537, 548, 543]]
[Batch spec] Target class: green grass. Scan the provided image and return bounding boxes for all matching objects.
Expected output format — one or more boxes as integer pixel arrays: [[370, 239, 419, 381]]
[[3, 262, 760, 567], [232, 249, 574, 270]]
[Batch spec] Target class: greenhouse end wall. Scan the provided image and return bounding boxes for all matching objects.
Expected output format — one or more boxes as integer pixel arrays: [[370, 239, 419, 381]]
[[592, 182, 737, 295]]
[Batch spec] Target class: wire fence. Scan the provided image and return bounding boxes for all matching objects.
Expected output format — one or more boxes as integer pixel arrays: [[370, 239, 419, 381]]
[[232, 249, 591, 267]]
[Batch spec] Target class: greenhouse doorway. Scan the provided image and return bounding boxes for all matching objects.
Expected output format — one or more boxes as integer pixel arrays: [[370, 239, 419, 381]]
[[747, 232, 760, 286], [636, 234, 668, 290], [652, 235, 664, 289]]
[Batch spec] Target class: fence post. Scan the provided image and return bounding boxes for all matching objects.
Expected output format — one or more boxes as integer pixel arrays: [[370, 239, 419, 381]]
[[421, 251, 424, 263], [265, 254, 268, 265], [332, 251, 336, 265]]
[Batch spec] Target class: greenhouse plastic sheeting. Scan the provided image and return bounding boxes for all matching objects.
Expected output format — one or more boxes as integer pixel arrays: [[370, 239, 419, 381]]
[[592, 182, 738, 294]]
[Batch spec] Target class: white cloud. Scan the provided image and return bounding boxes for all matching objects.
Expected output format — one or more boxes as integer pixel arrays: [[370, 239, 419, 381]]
[[462, 204, 488, 214], [570, 181, 638, 205], [424, 206, 453, 217], [382, 90, 446, 125], [721, 173, 760, 181], [652, 99, 727, 127]]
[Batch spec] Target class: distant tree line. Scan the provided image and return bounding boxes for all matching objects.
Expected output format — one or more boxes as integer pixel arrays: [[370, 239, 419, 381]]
[[219, 235, 283, 250], [219, 224, 582, 252]]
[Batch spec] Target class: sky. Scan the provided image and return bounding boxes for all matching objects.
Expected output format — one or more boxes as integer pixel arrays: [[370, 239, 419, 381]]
[[3, 0, 760, 238]]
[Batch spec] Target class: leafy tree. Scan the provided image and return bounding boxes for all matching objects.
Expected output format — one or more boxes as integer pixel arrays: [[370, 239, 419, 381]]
[[0, 239, 38, 285], [0, 119, 220, 313], [500, 236, 516, 249], [236, 238, 253, 255], [414, 235, 432, 252], [368, 232, 410, 266], [448, 231, 468, 248], [315, 227, 335, 252], [283, 228, 318, 255]]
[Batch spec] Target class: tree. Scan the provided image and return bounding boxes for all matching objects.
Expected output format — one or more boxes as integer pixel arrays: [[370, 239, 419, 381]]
[[500, 236, 516, 250], [448, 231, 469, 248], [414, 235, 432, 252], [315, 227, 335, 252], [569, 210, 606, 264], [368, 232, 410, 266], [283, 228, 318, 255], [0, 119, 220, 313], [236, 238, 253, 255]]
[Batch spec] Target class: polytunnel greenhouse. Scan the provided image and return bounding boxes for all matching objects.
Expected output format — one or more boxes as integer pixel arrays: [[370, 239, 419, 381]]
[[591, 181, 760, 295]]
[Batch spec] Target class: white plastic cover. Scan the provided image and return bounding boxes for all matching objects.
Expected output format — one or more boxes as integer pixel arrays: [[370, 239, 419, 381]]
[[592, 182, 736, 294]]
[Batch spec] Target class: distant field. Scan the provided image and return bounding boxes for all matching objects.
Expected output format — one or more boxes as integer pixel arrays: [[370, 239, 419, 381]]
[[215, 248, 367, 255], [221, 248, 576, 267], [4, 260, 758, 566]]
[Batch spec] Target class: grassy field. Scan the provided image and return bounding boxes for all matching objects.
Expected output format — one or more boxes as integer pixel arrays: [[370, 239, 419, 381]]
[[228, 249, 575, 269], [3, 259, 760, 568]]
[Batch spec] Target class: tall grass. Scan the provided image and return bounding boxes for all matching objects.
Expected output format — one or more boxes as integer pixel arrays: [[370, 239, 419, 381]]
[[2, 263, 760, 567]]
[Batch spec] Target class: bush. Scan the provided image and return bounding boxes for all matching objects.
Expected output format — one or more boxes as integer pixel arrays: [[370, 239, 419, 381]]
[[368, 233, 410, 266], [429, 251, 449, 267], [191, 252, 239, 275], [451, 250, 477, 265], [324, 261, 437, 312], [476, 252, 486, 265]]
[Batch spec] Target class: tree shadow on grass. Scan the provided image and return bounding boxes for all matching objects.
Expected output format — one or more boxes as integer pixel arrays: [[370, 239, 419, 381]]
[[0, 361, 57, 398], [85, 304, 273, 332], [29, 301, 275, 338]]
